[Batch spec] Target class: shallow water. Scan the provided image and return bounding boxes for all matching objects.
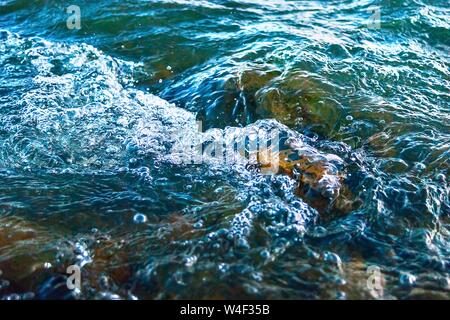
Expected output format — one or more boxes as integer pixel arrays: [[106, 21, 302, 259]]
[[0, 0, 449, 299]]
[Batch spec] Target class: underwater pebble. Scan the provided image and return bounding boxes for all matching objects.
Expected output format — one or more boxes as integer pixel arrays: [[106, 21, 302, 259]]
[[133, 213, 148, 224]]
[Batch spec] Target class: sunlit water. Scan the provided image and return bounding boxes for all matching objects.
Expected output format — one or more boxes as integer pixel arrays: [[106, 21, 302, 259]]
[[0, 0, 449, 299]]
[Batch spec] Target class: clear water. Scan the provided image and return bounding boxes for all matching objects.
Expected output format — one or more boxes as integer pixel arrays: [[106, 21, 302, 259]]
[[0, 0, 448, 299]]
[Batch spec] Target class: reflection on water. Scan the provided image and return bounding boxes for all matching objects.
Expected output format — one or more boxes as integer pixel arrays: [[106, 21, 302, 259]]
[[0, 0, 449, 299]]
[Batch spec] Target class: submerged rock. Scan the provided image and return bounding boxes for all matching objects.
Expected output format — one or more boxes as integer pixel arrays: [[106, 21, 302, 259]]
[[0, 214, 136, 299], [0, 216, 59, 293], [256, 71, 340, 132], [212, 68, 342, 135], [218, 120, 360, 215]]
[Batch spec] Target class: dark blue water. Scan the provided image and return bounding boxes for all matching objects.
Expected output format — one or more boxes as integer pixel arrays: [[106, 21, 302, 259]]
[[0, 0, 449, 299]]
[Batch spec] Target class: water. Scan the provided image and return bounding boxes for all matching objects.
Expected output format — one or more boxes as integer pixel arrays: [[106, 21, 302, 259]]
[[0, 0, 449, 299]]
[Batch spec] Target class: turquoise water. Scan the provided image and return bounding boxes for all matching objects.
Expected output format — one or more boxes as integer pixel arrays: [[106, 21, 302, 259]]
[[0, 0, 449, 299]]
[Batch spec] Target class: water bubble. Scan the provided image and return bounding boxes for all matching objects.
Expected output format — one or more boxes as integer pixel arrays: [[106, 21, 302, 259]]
[[133, 213, 148, 224], [158, 79, 163, 83], [332, 275, 346, 285], [185, 256, 198, 267], [235, 238, 250, 249], [2, 293, 20, 300], [413, 162, 426, 171], [336, 291, 347, 300], [243, 284, 259, 295], [346, 115, 353, 121], [128, 292, 139, 300], [128, 158, 138, 167], [310, 225, 327, 238], [307, 249, 320, 259], [260, 250, 271, 259], [0, 279, 10, 290], [21, 292, 35, 300], [95, 292, 122, 300], [137, 166, 150, 175], [126, 142, 138, 153], [193, 221, 203, 229], [218, 263, 229, 273], [323, 252, 342, 270], [439, 277, 450, 290], [117, 117, 129, 127], [428, 256, 447, 272], [166, 66, 172, 71], [98, 275, 110, 289], [399, 273, 416, 287]]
